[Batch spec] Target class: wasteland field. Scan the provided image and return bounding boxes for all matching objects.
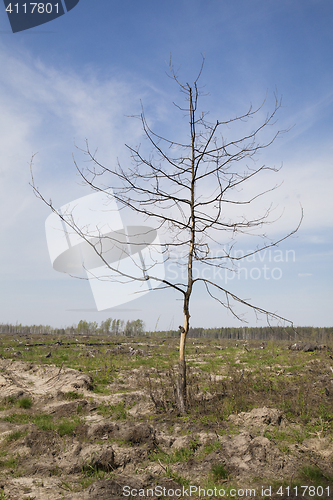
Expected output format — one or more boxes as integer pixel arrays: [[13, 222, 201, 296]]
[[0, 333, 332, 500]]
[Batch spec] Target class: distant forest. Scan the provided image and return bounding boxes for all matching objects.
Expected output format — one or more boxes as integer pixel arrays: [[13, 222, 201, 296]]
[[157, 326, 333, 343], [0, 321, 332, 343]]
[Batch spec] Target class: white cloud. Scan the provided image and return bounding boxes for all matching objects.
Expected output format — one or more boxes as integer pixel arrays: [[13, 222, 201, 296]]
[[0, 47, 147, 285]]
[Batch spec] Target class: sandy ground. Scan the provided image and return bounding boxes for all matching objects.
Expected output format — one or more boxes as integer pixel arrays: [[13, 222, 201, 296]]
[[0, 357, 332, 499]]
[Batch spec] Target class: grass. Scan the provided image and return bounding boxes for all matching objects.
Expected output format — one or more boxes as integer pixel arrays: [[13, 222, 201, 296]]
[[164, 467, 190, 486], [79, 467, 114, 489], [149, 439, 199, 466], [91, 384, 111, 395], [2, 412, 53, 428], [79, 456, 116, 488], [1, 336, 332, 434], [0, 332, 332, 496], [263, 427, 306, 444], [0, 396, 33, 410], [0, 453, 19, 471], [4, 430, 27, 443], [0, 396, 16, 409], [211, 464, 228, 481], [62, 391, 84, 401], [301, 465, 333, 483], [1, 412, 82, 436], [56, 417, 82, 436], [97, 401, 128, 420], [49, 466, 62, 476], [16, 397, 33, 409], [141, 341, 333, 435], [197, 440, 221, 459]]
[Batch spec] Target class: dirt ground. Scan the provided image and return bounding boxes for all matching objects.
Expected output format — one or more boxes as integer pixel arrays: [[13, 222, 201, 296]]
[[0, 341, 332, 500]]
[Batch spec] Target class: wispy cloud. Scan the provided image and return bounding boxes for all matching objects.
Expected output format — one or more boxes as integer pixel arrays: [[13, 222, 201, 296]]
[[0, 47, 148, 284]]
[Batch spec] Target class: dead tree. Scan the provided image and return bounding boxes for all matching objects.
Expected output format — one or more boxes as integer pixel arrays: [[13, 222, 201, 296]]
[[30, 60, 302, 413]]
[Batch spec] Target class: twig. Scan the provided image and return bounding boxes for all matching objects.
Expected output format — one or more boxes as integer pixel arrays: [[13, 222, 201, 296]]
[[158, 459, 168, 472], [45, 362, 64, 384]]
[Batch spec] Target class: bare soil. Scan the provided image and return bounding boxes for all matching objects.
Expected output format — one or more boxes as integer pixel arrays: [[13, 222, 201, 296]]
[[0, 338, 332, 500]]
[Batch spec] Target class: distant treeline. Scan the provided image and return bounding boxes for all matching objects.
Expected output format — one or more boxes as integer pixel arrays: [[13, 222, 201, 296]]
[[0, 321, 332, 343], [154, 326, 333, 343], [0, 318, 144, 337]]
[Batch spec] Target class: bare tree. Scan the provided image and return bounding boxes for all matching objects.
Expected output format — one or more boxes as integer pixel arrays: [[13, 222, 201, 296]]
[[31, 61, 302, 413]]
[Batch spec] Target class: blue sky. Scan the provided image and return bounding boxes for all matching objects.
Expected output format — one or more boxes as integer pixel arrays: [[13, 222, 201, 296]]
[[0, 0, 332, 331]]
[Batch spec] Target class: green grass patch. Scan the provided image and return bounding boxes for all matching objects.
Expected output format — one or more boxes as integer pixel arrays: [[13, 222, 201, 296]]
[[149, 442, 198, 465], [211, 463, 228, 481], [49, 466, 62, 476], [2, 412, 35, 425], [164, 467, 190, 486], [97, 402, 127, 420], [62, 391, 84, 401], [301, 465, 333, 483], [79, 468, 114, 489], [263, 427, 305, 444], [0, 396, 16, 410], [16, 397, 33, 409], [1, 412, 82, 435], [4, 430, 27, 442], [92, 384, 111, 395], [0, 453, 19, 471], [56, 417, 81, 436], [197, 440, 221, 459]]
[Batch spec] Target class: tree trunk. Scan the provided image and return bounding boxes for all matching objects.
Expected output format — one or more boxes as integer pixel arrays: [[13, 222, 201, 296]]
[[177, 329, 187, 413], [177, 302, 190, 412], [176, 358, 187, 414]]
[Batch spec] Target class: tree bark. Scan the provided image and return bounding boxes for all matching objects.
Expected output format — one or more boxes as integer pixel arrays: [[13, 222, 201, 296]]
[[176, 357, 187, 414], [177, 306, 190, 413]]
